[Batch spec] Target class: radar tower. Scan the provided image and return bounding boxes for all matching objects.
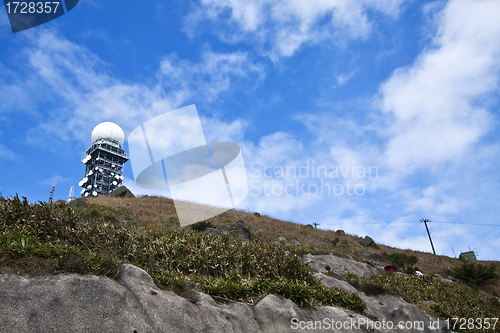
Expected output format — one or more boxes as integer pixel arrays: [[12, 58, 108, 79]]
[[79, 122, 129, 197]]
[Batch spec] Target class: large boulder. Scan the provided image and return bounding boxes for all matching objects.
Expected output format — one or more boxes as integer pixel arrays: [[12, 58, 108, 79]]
[[336, 230, 346, 236], [302, 253, 384, 277], [220, 221, 252, 241], [359, 236, 376, 247]]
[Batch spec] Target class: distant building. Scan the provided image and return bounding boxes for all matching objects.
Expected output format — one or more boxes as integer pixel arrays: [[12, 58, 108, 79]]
[[459, 251, 477, 260]]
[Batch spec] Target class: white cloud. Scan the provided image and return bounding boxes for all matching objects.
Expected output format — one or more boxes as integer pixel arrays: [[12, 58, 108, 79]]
[[0, 143, 15, 160], [400, 183, 473, 215], [378, 0, 500, 174], [232, 0, 500, 259], [0, 32, 263, 150], [335, 69, 358, 87], [39, 175, 73, 186], [158, 51, 264, 103], [185, 0, 406, 59]]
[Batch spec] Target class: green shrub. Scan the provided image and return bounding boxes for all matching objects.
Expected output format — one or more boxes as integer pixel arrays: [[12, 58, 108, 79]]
[[360, 279, 388, 295], [190, 221, 214, 232], [344, 273, 361, 289], [449, 259, 499, 287], [387, 253, 418, 273], [254, 212, 261, 217], [154, 269, 187, 290]]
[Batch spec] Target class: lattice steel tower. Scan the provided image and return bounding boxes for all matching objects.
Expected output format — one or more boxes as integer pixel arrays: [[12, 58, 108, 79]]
[[79, 122, 128, 197]]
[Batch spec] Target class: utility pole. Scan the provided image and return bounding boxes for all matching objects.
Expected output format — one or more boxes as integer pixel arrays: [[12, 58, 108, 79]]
[[420, 218, 436, 255]]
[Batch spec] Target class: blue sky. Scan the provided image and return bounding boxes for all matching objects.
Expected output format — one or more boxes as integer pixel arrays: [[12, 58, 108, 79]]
[[1, 0, 500, 260]]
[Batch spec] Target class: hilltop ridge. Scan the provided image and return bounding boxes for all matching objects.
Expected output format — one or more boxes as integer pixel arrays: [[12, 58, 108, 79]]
[[1, 194, 499, 332]]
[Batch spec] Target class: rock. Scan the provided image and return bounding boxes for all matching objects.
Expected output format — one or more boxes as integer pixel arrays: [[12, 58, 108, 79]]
[[277, 237, 287, 243], [314, 273, 449, 333], [0, 264, 397, 333], [203, 228, 221, 237], [249, 226, 260, 233], [220, 221, 252, 241], [203, 222, 255, 240], [291, 239, 300, 246], [68, 198, 88, 207], [336, 230, 346, 236], [362, 253, 388, 263], [433, 274, 454, 283], [365, 260, 377, 267], [284, 243, 294, 248], [423, 300, 436, 306], [272, 241, 280, 247], [109, 186, 135, 198], [53, 200, 66, 205], [302, 253, 383, 277], [313, 273, 358, 293], [359, 236, 376, 247]]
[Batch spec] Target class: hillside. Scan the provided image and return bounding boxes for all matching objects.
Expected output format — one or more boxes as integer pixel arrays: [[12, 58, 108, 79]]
[[1, 194, 499, 332]]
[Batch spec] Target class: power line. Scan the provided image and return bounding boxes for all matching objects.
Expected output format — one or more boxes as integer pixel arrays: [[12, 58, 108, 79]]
[[431, 221, 499, 226], [330, 221, 500, 226]]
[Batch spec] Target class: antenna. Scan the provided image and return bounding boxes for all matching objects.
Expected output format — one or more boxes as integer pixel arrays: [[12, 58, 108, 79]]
[[67, 186, 74, 203], [48, 180, 57, 203], [420, 218, 436, 255]]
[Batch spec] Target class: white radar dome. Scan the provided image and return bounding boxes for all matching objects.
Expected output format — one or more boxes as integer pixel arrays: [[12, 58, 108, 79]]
[[91, 122, 125, 145]]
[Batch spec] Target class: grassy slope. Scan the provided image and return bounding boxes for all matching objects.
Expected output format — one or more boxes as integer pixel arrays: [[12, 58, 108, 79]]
[[1, 195, 499, 332]]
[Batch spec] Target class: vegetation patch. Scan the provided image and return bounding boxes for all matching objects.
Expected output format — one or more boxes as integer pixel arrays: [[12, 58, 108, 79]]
[[0, 195, 364, 312], [448, 259, 499, 288], [342, 271, 500, 333]]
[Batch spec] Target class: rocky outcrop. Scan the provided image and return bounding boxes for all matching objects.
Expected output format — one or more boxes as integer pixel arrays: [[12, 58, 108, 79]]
[[314, 273, 449, 333], [203, 221, 258, 241], [359, 236, 376, 248], [0, 264, 394, 333], [302, 253, 384, 277], [432, 274, 455, 283], [0, 260, 450, 332]]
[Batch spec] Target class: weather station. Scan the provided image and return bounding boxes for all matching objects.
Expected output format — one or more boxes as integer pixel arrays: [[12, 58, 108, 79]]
[[79, 122, 128, 197]]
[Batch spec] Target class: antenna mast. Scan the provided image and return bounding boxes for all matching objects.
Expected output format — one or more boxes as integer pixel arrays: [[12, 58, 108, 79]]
[[48, 180, 57, 203], [67, 186, 74, 203]]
